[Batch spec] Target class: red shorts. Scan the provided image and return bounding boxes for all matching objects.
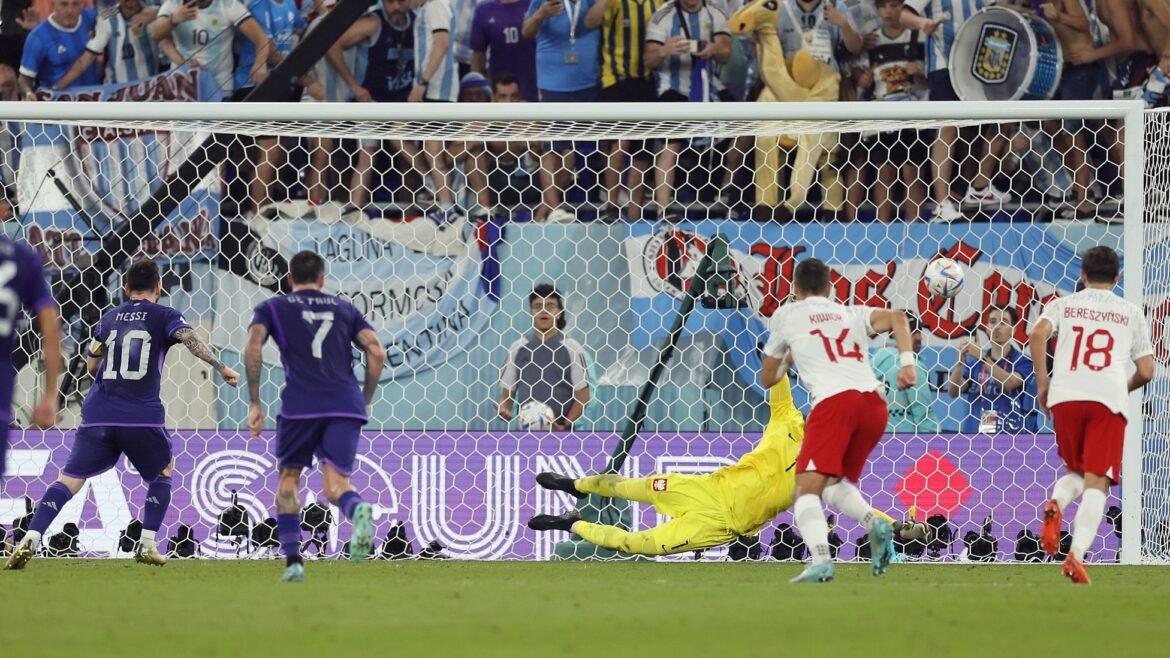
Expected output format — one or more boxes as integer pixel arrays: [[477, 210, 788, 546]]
[[1051, 401, 1127, 483], [797, 390, 888, 482]]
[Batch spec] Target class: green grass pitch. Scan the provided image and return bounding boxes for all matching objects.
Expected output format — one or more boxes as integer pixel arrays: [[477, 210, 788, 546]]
[[5, 560, 1169, 656]]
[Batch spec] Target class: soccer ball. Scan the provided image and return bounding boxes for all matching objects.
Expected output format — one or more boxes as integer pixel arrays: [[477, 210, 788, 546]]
[[923, 258, 965, 299], [517, 400, 555, 431]]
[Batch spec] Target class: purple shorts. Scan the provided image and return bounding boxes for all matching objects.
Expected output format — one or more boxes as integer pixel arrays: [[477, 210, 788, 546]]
[[276, 417, 363, 475], [63, 426, 173, 482]]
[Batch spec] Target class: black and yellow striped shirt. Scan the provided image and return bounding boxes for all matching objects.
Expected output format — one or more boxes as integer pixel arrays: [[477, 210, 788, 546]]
[[600, 0, 664, 88]]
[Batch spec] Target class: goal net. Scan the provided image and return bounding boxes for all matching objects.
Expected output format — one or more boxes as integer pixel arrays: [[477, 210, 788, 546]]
[[0, 96, 1161, 564]]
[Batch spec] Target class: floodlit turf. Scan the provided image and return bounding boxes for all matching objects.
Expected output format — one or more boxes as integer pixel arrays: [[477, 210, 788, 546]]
[[4, 560, 1170, 656]]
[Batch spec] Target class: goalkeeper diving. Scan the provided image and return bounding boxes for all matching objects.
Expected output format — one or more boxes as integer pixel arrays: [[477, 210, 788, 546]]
[[527, 374, 920, 556]]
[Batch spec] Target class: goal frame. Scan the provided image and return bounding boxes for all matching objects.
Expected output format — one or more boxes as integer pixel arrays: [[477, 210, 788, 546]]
[[0, 99, 1147, 563]]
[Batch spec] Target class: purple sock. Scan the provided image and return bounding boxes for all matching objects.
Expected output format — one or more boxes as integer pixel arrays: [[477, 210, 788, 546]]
[[338, 491, 363, 520], [142, 476, 172, 533], [277, 513, 302, 566], [29, 482, 73, 535]]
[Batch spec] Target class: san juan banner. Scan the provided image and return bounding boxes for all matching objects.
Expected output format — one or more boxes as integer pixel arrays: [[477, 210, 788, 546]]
[[16, 66, 223, 270]]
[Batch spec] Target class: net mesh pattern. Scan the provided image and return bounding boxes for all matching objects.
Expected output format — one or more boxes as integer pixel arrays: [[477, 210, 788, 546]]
[[0, 104, 1156, 563]]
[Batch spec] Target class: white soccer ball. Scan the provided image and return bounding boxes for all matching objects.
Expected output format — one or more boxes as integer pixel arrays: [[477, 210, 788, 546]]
[[517, 400, 556, 431], [923, 258, 965, 299]]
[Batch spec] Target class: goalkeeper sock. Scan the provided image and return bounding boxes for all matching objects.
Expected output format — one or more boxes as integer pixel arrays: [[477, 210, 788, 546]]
[[1052, 473, 1085, 513], [822, 481, 876, 530], [793, 494, 832, 565], [142, 475, 173, 534], [277, 513, 303, 566], [140, 529, 157, 548], [29, 482, 73, 535], [1070, 488, 1107, 561], [338, 490, 363, 520]]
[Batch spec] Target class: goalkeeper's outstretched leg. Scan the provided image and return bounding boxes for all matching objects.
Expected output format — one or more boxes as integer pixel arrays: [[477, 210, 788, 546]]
[[540, 472, 728, 515], [529, 508, 737, 556], [529, 470, 926, 558], [529, 471, 739, 556]]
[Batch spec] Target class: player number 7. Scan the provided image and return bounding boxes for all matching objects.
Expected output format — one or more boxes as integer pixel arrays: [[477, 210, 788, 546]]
[[302, 311, 334, 359]]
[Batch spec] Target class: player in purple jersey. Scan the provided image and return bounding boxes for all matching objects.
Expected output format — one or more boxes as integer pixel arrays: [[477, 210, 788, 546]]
[[6, 260, 239, 570], [245, 251, 385, 582], [0, 236, 63, 480]]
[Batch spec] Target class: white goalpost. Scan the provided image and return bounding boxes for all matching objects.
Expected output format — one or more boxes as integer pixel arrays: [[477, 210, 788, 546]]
[[0, 98, 1162, 565]]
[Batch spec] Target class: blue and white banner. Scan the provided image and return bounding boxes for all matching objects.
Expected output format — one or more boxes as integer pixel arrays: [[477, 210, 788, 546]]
[[213, 217, 502, 382], [626, 221, 1102, 397], [17, 66, 223, 270]]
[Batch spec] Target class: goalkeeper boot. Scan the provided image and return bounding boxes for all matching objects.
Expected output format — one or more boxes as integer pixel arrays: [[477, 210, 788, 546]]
[[3, 533, 39, 571], [869, 518, 895, 576], [535, 472, 586, 499], [1062, 553, 1091, 585], [1041, 499, 1062, 557], [349, 502, 375, 562], [527, 509, 581, 532], [789, 562, 835, 584], [281, 562, 305, 583], [134, 543, 168, 567]]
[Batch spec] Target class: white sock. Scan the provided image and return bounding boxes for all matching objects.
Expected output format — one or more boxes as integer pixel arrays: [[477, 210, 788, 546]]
[[1052, 473, 1085, 512], [793, 494, 832, 565], [1070, 489, 1107, 561], [140, 529, 157, 548], [22, 530, 41, 546], [822, 481, 877, 530]]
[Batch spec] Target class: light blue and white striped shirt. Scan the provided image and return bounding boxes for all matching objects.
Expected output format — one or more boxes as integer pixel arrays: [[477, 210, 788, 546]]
[[87, 8, 159, 84], [415, 0, 459, 102], [905, 0, 983, 74], [645, 1, 729, 99], [775, 0, 853, 73], [449, 0, 477, 64], [234, 0, 306, 91]]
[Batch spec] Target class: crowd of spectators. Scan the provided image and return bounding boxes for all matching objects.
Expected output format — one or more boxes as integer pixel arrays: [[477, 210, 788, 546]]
[[0, 0, 1156, 222]]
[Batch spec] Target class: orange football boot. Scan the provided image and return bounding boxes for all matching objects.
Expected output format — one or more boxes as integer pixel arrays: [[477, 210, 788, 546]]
[[1062, 553, 1091, 585]]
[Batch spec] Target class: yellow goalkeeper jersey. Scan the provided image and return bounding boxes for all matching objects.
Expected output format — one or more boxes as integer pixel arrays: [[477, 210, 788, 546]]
[[711, 374, 805, 536]]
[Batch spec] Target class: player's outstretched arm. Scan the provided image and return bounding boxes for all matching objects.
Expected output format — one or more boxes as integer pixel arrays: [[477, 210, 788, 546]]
[[173, 327, 239, 386], [31, 306, 62, 428], [244, 324, 268, 437], [1028, 318, 1053, 416], [354, 329, 385, 407], [869, 308, 917, 389]]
